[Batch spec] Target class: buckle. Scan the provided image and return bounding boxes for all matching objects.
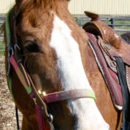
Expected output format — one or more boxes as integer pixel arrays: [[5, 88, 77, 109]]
[[14, 44, 23, 63]]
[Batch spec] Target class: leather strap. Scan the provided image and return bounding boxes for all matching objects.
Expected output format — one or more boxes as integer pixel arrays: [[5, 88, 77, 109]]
[[10, 55, 32, 94], [126, 66, 130, 92], [44, 89, 95, 103], [87, 32, 123, 108], [115, 57, 130, 130], [10, 55, 52, 129]]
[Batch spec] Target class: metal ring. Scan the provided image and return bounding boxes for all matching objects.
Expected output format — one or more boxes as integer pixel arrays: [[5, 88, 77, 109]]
[[48, 114, 53, 123]]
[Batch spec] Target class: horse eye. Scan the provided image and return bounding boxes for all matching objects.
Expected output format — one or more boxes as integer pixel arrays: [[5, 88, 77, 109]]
[[25, 42, 40, 53]]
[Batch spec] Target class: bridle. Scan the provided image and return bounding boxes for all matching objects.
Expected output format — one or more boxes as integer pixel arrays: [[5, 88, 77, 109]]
[[6, 7, 96, 130], [5, 7, 96, 130]]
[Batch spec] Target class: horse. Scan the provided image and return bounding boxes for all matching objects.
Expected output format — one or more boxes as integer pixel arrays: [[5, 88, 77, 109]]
[[2, 0, 124, 130]]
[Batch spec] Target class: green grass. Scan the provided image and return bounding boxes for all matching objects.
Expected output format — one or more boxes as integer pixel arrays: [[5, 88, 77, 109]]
[[0, 40, 4, 47], [115, 21, 130, 25], [0, 40, 3, 44], [0, 40, 5, 55], [0, 52, 4, 55], [104, 21, 130, 25]]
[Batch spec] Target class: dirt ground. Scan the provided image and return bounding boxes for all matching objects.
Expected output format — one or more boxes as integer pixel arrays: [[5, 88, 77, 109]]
[[0, 56, 22, 130]]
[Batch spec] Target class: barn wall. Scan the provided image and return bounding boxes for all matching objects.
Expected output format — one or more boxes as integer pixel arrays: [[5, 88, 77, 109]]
[[0, 0, 15, 14], [68, 0, 130, 15], [0, 0, 130, 15]]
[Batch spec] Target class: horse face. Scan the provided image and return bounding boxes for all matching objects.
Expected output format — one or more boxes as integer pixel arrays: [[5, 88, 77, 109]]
[[14, 0, 109, 129]]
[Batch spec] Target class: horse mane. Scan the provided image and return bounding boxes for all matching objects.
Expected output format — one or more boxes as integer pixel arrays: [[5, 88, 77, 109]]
[[2, 0, 87, 50], [15, 0, 69, 14], [13, 0, 71, 29], [0, 0, 68, 33]]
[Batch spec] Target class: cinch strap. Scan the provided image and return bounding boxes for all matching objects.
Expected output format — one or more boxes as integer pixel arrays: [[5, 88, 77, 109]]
[[115, 57, 130, 130]]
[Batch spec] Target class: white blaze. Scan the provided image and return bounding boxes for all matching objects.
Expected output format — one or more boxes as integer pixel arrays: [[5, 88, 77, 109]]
[[49, 15, 109, 130]]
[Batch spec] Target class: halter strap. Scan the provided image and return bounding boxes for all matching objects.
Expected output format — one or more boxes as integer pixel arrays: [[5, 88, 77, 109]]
[[9, 49, 96, 130], [9, 54, 96, 103], [44, 89, 95, 103]]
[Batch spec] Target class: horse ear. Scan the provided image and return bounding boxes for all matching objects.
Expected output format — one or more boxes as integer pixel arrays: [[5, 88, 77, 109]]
[[15, 0, 28, 10], [15, 0, 25, 6], [15, 0, 23, 5], [15, 0, 22, 4]]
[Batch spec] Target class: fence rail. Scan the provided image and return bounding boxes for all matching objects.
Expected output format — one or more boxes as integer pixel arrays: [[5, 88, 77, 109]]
[[74, 16, 130, 33], [0, 15, 130, 53]]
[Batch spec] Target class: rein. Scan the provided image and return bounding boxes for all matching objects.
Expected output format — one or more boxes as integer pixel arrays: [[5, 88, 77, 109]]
[[5, 8, 96, 130]]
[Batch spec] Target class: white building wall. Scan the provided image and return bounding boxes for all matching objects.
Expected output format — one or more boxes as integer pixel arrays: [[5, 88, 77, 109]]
[[68, 0, 130, 15], [0, 0, 15, 14], [0, 0, 130, 15]]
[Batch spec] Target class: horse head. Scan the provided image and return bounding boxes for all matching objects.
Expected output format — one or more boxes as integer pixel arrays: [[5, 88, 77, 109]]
[[4, 0, 110, 130]]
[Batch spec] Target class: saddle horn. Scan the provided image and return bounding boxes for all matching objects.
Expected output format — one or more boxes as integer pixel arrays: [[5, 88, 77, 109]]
[[84, 11, 100, 21]]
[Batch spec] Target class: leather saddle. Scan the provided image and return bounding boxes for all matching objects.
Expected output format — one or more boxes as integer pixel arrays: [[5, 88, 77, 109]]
[[82, 11, 130, 109], [83, 11, 130, 66]]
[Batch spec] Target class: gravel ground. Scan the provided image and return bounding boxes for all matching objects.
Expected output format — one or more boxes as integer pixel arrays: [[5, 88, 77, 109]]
[[0, 56, 22, 130]]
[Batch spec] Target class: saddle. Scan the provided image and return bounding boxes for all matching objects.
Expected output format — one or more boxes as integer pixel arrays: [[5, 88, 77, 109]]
[[83, 12, 130, 129], [82, 11, 130, 110], [83, 11, 130, 66]]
